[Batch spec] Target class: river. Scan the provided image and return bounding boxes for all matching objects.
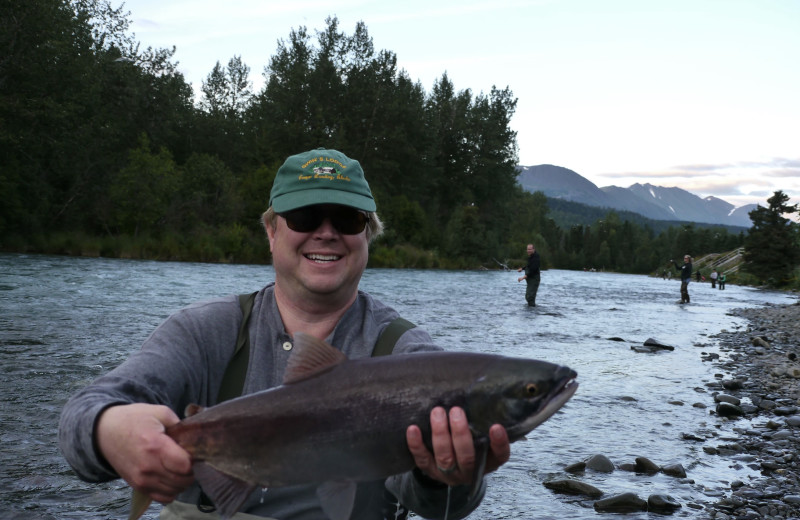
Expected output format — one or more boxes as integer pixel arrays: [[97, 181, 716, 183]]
[[1, 253, 795, 519]]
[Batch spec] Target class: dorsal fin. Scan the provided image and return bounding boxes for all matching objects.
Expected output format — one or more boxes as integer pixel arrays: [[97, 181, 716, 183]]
[[184, 404, 205, 418], [284, 332, 347, 385]]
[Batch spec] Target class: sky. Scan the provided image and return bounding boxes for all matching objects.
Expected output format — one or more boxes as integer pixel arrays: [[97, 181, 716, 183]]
[[121, 0, 800, 210]]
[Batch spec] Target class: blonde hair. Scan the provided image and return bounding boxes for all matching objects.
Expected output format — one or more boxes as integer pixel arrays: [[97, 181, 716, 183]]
[[262, 207, 384, 243]]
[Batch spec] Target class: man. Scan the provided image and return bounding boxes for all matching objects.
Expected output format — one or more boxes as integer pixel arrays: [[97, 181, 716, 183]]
[[58, 148, 511, 520], [710, 269, 718, 288], [671, 255, 693, 304], [517, 243, 541, 306]]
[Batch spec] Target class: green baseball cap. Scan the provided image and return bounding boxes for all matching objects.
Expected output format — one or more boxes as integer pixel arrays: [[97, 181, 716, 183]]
[[269, 148, 376, 212]]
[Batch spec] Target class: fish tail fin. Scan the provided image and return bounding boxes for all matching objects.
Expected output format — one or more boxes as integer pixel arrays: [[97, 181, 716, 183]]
[[129, 489, 152, 520]]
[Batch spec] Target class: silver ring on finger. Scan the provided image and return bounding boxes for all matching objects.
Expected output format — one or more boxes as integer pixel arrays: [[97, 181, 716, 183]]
[[437, 464, 458, 475]]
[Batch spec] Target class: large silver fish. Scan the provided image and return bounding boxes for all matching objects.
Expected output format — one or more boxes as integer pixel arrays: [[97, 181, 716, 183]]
[[130, 333, 578, 520]]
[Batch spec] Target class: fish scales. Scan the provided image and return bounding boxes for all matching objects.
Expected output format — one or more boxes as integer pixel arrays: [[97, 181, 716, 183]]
[[168, 348, 574, 487]]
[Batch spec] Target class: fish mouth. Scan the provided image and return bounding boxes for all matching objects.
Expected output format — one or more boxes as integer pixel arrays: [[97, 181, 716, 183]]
[[509, 375, 579, 441]]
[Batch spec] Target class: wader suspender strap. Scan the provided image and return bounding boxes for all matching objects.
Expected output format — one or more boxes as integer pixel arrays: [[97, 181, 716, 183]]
[[372, 317, 416, 357], [216, 292, 258, 404]]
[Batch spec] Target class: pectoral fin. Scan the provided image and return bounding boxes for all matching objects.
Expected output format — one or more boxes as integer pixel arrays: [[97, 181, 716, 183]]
[[193, 461, 256, 520], [317, 481, 357, 520], [470, 437, 489, 499]]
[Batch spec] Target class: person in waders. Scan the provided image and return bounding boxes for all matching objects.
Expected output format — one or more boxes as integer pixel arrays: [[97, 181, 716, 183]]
[[671, 255, 693, 304], [517, 243, 541, 306]]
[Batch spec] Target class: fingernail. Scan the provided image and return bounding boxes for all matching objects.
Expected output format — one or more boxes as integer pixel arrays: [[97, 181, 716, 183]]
[[491, 426, 506, 440], [450, 408, 464, 421]]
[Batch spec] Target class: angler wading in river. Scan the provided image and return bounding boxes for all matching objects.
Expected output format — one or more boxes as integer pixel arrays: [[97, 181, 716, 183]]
[[671, 255, 693, 304]]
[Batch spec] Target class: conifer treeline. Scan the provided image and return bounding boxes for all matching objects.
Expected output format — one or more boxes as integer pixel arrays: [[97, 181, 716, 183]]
[[2, 0, 748, 271]]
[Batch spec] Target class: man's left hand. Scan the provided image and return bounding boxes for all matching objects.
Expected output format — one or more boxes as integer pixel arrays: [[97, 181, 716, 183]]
[[406, 406, 510, 486]]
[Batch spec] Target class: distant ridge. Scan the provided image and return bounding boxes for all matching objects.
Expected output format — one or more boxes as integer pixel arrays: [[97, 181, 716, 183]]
[[517, 164, 755, 228]]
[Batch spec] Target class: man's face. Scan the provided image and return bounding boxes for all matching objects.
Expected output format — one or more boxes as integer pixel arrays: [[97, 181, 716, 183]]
[[684, 256, 690, 263], [266, 204, 369, 306], [527, 245, 534, 256]]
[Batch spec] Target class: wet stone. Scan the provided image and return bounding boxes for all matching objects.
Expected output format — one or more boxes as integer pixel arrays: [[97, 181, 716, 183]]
[[648, 494, 682, 513], [585, 454, 615, 473], [564, 461, 586, 473], [722, 379, 745, 390], [634, 456, 660, 474], [542, 479, 604, 498], [661, 463, 687, 478], [784, 415, 800, 427], [594, 492, 648, 513], [715, 394, 741, 405], [716, 402, 745, 417]]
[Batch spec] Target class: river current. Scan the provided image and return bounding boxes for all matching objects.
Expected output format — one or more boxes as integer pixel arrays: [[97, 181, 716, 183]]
[[1, 253, 796, 519]]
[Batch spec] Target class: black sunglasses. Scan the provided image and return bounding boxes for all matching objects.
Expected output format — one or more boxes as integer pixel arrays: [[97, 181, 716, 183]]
[[279, 206, 369, 235]]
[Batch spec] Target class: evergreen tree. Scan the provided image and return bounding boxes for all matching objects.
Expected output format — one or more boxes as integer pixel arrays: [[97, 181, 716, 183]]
[[743, 191, 800, 286]]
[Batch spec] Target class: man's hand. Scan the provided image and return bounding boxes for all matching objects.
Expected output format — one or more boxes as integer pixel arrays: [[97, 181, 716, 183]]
[[406, 406, 510, 486], [96, 403, 194, 504]]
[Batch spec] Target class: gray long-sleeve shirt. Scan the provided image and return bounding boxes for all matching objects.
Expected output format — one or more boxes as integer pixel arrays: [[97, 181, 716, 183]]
[[58, 283, 485, 520]]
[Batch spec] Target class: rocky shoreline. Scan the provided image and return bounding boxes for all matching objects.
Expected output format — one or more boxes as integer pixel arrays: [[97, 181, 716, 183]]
[[539, 300, 800, 518], [704, 300, 800, 519]]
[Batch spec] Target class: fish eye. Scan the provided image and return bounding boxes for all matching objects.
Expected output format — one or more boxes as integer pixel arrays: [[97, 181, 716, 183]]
[[525, 383, 539, 396]]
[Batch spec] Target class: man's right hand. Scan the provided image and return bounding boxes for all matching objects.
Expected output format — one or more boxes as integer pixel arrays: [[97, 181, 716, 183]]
[[96, 403, 194, 504]]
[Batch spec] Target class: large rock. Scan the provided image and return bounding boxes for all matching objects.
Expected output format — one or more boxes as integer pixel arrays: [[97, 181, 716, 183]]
[[594, 492, 648, 513], [648, 494, 682, 513], [714, 393, 741, 405], [634, 457, 661, 474], [585, 454, 615, 473], [643, 338, 676, 350], [716, 401, 745, 417], [543, 479, 604, 497], [661, 463, 687, 478]]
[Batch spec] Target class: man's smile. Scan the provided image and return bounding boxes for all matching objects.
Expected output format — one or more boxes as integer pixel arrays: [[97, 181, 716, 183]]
[[305, 253, 341, 263]]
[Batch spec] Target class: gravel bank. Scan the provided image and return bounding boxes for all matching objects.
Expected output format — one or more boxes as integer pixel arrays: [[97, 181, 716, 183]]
[[705, 300, 800, 519]]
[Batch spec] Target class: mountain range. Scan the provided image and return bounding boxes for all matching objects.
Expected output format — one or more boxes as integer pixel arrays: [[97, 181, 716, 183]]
[[517, 164, 756, 228]]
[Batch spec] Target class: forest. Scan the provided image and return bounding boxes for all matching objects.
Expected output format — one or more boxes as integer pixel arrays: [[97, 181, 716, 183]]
[[2, 1, 797, 285]]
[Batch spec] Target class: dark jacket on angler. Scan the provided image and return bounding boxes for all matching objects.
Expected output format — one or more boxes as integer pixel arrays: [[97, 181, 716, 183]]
[[525, 251, 541, 278], [673, 260, 693, 282]]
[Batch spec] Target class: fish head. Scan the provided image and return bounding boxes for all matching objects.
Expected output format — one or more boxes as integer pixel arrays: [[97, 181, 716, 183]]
[[465, 358, 577, 442]]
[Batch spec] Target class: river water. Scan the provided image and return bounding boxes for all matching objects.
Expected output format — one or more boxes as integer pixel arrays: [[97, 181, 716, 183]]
[[1, 253, 796, 519]]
